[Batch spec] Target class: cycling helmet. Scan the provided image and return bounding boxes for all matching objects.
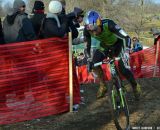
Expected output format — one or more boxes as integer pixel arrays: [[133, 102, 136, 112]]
[[84, 10, 101, 31]]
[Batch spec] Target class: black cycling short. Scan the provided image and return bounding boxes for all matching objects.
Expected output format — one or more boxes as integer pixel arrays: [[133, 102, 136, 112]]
[[92, 38, 124, 63]]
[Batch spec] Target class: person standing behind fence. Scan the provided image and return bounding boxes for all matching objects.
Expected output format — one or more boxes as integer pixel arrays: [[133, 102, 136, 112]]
[[30, 1, 46, 39], [130, 37, 144, 78], [151, 28, 160, 75], [131, 37, 143, 53], [41, 0, 68, 38], [3, 0, 36, 43], [67, 7, 84, 41], [0, 18, 5, 44], [58, 0, 81, 40], [151, 28, 160, 45], [67, 7, 84, 28]]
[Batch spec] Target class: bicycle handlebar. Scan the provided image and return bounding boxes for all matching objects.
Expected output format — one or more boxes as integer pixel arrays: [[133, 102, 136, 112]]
[[94, 57, 121, 67]]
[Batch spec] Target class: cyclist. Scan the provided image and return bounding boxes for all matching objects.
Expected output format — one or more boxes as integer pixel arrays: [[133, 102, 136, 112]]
[[83, 10, 141, 100]]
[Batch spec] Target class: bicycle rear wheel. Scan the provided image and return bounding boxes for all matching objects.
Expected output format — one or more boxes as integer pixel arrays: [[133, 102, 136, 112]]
[[110, 76, 130, 130]]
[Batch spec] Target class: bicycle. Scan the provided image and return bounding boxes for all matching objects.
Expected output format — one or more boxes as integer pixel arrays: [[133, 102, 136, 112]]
[[94, 56, 130, 130]]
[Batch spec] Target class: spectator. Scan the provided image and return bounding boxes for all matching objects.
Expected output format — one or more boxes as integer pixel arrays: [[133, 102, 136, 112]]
[[132, 37, 143, 53], [151, 28, 160, 45], [68, 7, 84, 40], [0, 18, 5, 44], [57, 0, 81, 40], [58, 0, 81, 110], [41, 0, 68, 38], [3, 0, 36, 43], [151, 28, 160, 75], [77, 52, 87, 66], [68, 7, 84, 28], [30, 0, 46, 38], [130, 37, 144, 78], [73, 51, 78, 66]]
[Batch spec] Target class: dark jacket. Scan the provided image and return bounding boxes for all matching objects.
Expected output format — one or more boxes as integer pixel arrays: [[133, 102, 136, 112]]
[[58, 7, 83, 40], [30, 12, 46, 38], [0, 18, 5, 44], [67, 7, 84, 28], [42, 13, 68, 38], [66, 7, 84, 39], [3, 12, 36, 43], [57, 13, 79, 40], [66, 12, 79, 39]]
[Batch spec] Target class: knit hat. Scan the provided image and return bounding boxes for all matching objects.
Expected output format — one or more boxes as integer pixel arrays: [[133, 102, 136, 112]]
[[49, 0, 62, 14], [13, 0, 26, 12], [33, 1, 45, 10]]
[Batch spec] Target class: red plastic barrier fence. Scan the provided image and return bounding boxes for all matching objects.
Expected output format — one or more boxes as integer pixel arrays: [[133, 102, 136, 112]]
[[130, 44, 160, 78], [77, 44, 160, 83], [77, 64, 111, 84], [0, 37, 80, 124]]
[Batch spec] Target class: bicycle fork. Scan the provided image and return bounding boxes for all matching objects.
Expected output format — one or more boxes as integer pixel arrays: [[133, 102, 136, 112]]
[[111, 88, 125, 110]]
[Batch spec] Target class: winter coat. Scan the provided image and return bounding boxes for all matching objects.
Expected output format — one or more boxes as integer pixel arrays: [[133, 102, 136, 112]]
[[58, 7, 82, 40], [3, 12, 36, 43], [66, 12, 79, 39], [41, 13, 68, 38], [30, 12, 46, 38]]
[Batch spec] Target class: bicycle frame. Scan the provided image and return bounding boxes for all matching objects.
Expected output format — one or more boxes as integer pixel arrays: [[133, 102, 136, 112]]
[[104, 58, 125, 110], [94, 56, 130, 130], [94, 57, 125, 109]]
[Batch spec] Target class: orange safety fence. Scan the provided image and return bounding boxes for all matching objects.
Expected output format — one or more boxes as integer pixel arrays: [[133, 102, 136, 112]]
[[0, 37, 80, 125], [77, 44, 160, 83]]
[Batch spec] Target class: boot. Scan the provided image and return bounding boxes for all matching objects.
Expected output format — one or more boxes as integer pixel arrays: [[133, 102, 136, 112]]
[[133, 83, 142, 101], [97, 83, 107, 99], [93, 66, 107, 99]]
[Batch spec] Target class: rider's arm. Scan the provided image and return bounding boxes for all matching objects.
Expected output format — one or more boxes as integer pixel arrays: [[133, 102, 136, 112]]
[[108, 20, 131, 48], [83, 27, 91, 57]]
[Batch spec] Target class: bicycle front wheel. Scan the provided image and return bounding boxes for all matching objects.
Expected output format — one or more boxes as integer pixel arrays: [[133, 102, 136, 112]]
[[110, 76, 130, 130]]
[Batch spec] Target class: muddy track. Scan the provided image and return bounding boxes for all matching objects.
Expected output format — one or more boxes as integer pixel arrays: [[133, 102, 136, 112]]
[[2, 78, 160, 130]]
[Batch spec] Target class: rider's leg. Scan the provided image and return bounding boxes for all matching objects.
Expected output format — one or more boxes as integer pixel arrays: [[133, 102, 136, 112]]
[[118, 60, 141, 100], [114, 39, 142, 100], [93, 66, 107, 98], [92, 49, 107, 99]]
